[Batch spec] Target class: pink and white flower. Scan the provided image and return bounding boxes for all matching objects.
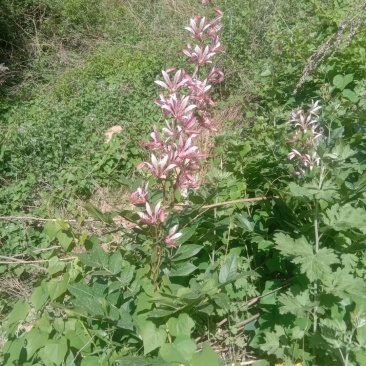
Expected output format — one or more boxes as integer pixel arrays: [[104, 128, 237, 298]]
[[137, 202, 165, 225], [164, 225, 182, 247]]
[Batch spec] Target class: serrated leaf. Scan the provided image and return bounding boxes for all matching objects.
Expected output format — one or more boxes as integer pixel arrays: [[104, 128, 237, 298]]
[[219, 254, 238, 284], [322, 203, 366, 233], [288, 180, 340, 202], [171, 244, 203, 262], [275, 233, 339, 281], [278, 290, 313, 317], [140, 321, 167, 355], [322, 268, 366, 298], [292, 247, 339, 282]]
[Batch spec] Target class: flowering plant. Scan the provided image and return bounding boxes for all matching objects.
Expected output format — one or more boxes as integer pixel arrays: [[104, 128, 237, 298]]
[[130, 6, 225, 286]]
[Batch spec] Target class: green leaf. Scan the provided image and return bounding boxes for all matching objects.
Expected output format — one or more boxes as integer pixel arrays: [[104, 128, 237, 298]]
[[48, 277, 68, 301], [278, 290, 313, 317], [191, 342, 220, 366], [68, 283, 105, 316], [38, 338, 68, 366], [160, 336, 196, 365], [274, 233, 339, 281], [26, 329, 49, 359], [166, 314, 195, 337], [322, 268, 366, 298], [333, 74, 353, 90], [170, 262, 197, 277], [85, 202, 114, 224], [74, 242, 109, 268], [171, 244, 203, 262], [219, 254, 238, 284], [342, 89, 358, 102], [31, 283, 49, 311], [48, 256, 66, 275], [80, 356, 100, 366], [140, 321, 167, 355], [56, 230, 73, 251], [43, 221, 62, 240], [120, 266, 134, 285], [108, 251, 123, 275], [5, 299, 30, 330], [212, 293, 230, 312], [322, 203, 366, 233], [2, 337, 25, 364], [292, 247, 339, 282]]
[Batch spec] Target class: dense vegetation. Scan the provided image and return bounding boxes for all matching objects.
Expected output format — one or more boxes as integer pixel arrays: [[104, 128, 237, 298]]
[[1, 0, 366, 365]]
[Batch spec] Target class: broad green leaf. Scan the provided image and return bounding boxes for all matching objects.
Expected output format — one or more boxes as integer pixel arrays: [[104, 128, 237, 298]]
[[38, 338, 68, 366], [171, 244, 203, 262], [48, 256, 65, 275], [6, 299, 30, 330], [31, 283, 49, 311], [48, 277, 68, 300], [108, 250, 123, 274], [342, 88, 358, 102], [219, 254, 238, 284], [2, 338, 25, 364], [333, 74, 353, 90], [43, 221, 62, 240], [65, 321, 91, 350], [81, 356, 100, 366], [140, 321, 167, 355], [170, 262, 197, 277], [74, 242, 109, 268], [166, 313, 195, 337], [212, 293, 230, 312], [191, 342, 220, 366], [68, 283, 105, 316], [160, 336, 196, 365], [26, 329, 49, 359], [56, 230, 73, 251], [120, 266, 134, 285]]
